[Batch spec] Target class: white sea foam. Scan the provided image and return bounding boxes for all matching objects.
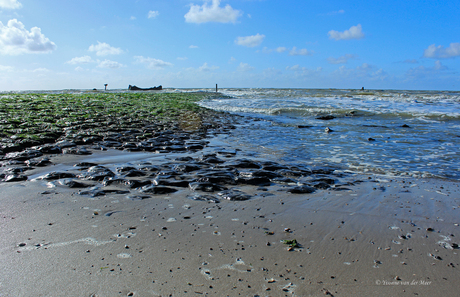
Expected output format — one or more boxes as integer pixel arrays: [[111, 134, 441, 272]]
[[199, 88, 460, 180]]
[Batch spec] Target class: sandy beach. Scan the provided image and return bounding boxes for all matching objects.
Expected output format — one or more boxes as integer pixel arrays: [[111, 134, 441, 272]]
[[1, 147, 459, 297], [1, 92, 459, 296]]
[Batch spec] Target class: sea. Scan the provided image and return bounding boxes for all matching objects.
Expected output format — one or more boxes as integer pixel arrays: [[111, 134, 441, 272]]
[[6, 88, 460, 181], [192, 88, 460, 181]]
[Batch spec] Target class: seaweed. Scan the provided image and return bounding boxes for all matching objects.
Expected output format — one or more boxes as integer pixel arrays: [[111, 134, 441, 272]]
[[282, 239, 299, 248]]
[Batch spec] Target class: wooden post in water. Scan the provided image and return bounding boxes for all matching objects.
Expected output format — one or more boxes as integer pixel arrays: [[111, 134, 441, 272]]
[[216, 84, 218, 93]]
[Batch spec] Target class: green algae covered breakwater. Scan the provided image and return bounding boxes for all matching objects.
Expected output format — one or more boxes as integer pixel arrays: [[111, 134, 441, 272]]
[[0, 92, 230, 154]]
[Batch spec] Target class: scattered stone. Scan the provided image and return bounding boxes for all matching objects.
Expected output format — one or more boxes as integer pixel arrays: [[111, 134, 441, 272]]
[[3, 174, 28, 182], [41, 172, 77, 180], [187, 193, 220, 203], [316, 115, 336, 120], [140, 185, 178, 194], [189, 182, 227, 192], [217, 189, 251, 201], [288, 185, 316, 194]]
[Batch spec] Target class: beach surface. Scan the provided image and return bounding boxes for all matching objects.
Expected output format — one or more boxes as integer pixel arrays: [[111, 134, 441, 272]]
[[1, 149, 459, 297], [1, 91, 459, 296]]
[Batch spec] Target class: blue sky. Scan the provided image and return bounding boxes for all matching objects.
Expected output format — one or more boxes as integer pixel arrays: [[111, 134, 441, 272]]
[[0, 0, 459, 91]]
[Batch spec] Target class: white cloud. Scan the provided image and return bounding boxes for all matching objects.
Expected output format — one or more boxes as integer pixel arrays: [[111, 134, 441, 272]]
[[198, 62, 219, 71], [130, 16, 137, 20], [229, 56, 236, 63], [235, 33, 265, 47], [237, 62, 254, 72], [333, 63, 388, 81], [328, 54, 357, 64], [0, 19, 56, 55], [328, 24, 364, 41], [276, 47, 287, 53], [148, 11, 159, 19], [0, 0, 22, 9], [88, 41, 124, 56], [66, 55, 94, 65], [177, 57, 188, 60], [185, 0, 242, 24], [134, 56, 173, 69], [406, 60, 448, 79], [97, 59, 124, 69], [289, 47, 313, 56], [189, 45, 199, 49], [0, 64, 13, 71], [423, 43, 460, 59]]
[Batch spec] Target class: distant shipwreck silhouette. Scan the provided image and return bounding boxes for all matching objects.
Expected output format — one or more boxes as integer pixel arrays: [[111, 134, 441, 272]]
[[128, 85, 162, 91]]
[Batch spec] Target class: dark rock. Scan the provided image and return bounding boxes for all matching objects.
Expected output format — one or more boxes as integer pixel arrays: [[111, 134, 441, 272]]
[[58, 179, 92, 188], [187, 193, 220, 203], [3, 174, 28, 182], [153, 178, 190, 188], [5, 150, 43, 161], [217, 189, 251, 201], [74, 162, 98, 169], [126, 195, 151, 201], [311, 168, 335, 175], [198, 154, 225, 164], [311, 182, 331, 189], [316, 115, 336, 120], [99, 140, 123, 148], [63, 147, 92, 155], [83, 136, 102, 144], [261, 161, 288, 171], [238, 170, 283, 179], [2, 167, 29, 174], [237, 176, 271, 186], [42, 172, 77, 180], [271, 177, 298, 184], [38, 145, 62, 154], [310, 178, 335, 185], [140, 185, 178, 194], [79, 189, 129, 197], [162, 145, 187, 152], [226, 159, 261, 169], [26, 157, 51, 167], [277, 169, 304, 177], [195, 170, 237, 185], [288, 185, 316, 194], [173, 163, 203, 173], [297, 125, 313, 128], [189, 182, 227, 192], [56, 140, 77, 148], [216, 150, 237, 157], [78, 166, 115, 181]]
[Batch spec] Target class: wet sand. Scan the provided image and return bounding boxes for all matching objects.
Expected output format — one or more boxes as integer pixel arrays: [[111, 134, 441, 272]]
[[1, 149, 459, 296]]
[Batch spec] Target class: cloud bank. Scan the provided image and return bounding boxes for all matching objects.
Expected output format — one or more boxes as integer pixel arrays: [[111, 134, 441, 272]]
[[148, 11, 159, 19], [88, 41, 124, 56], [134, 56, 173, 69], [328, 24, 364, 40], [235, 34, 265, 47], [185, 0, 242, 24], [66, 55, 94, 65], [423, 43, 460, 59], [0, 0, 22, 9], [0, 19, 56, 55]]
